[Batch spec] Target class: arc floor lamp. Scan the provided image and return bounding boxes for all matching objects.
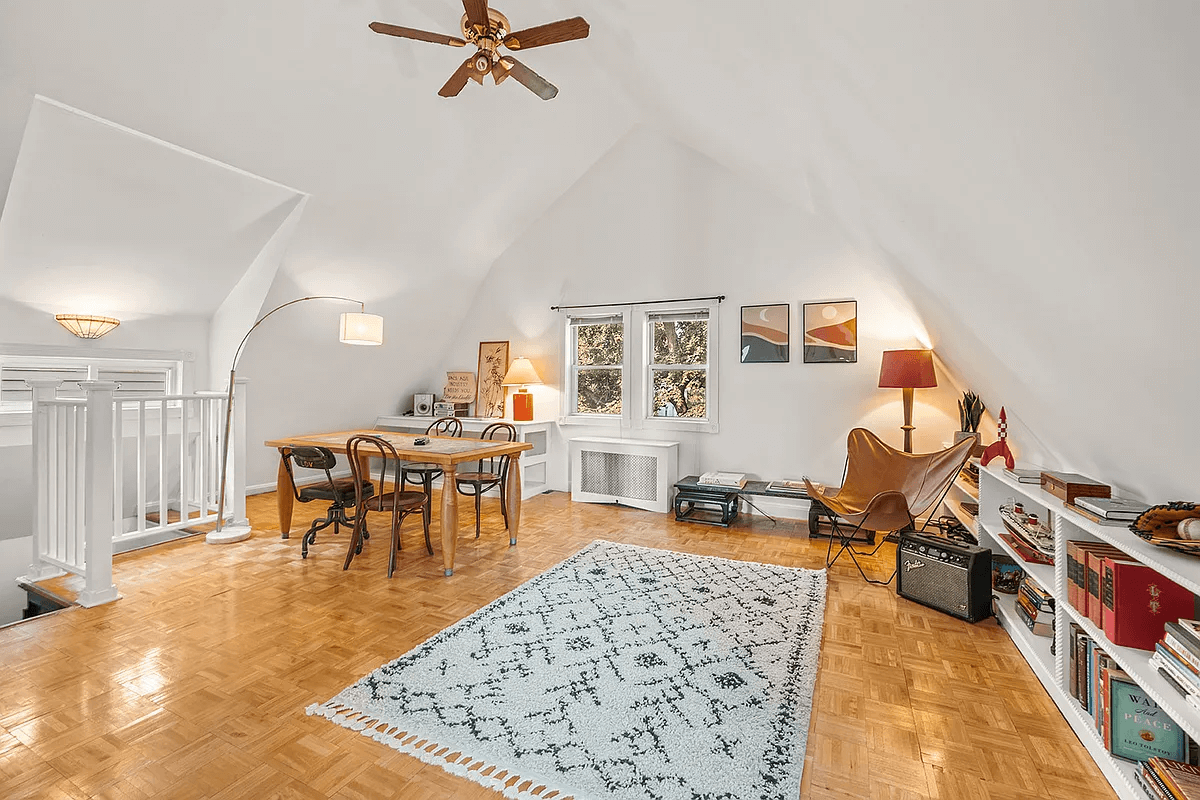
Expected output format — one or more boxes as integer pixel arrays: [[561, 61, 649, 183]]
[[209, 296, 383, 544]]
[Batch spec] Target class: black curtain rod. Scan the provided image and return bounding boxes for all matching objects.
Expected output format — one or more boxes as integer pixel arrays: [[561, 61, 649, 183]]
[[550, 295, 725, 312]]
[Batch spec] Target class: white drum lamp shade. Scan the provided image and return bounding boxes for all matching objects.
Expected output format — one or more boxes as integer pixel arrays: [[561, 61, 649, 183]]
[[340, 312, 384, 345]]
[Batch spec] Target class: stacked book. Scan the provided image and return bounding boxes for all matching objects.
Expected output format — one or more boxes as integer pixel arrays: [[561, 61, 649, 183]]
[[1153, 621, 1200, 712], [765, 479, 822, 497], [960, 461, 979, 490], [1069, 623, 1194, 766], [1005, 467, 1043, 485], [698, 471, 746, 489], [1015, 576, 1054, 637], [1139, 757, 1200, 799], [1070, 496, 1151, 527]]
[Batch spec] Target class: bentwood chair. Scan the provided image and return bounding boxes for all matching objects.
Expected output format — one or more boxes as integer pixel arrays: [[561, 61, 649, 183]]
[[455, 422, 516, 539], [400, 417, 463, 532], [346, 434, 431, 577], [282, 446, 372, 559], [804, 429, 975, 585]]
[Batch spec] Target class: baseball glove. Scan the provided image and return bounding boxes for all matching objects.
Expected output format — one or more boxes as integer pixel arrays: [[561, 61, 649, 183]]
[[1129, 501, 1200, 540]]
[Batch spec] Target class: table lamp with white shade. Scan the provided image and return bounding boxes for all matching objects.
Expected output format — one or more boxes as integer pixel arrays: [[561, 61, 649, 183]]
[[502, 357, 543, 422]]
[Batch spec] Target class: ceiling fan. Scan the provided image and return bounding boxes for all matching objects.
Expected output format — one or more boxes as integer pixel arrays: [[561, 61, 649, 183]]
[[369, 1, 590, 100]]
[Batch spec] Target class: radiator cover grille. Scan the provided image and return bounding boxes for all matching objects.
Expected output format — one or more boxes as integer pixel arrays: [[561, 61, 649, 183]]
[[579, 450, 658, 502]]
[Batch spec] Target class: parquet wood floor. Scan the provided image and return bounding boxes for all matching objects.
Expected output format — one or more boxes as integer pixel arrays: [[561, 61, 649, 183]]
[[0, 490, 1116, 799]]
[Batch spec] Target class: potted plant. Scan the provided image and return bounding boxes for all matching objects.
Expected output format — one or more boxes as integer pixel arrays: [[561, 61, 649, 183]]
[[956, 391, 986, 446]]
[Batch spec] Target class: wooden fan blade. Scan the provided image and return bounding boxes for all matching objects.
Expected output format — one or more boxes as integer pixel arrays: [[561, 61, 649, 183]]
[[503, 17, 589, 51], [498, 57, 558, 100], [439, 57, 477, 97], [462, 0, 489, 30], [369, 22, 466, 47]]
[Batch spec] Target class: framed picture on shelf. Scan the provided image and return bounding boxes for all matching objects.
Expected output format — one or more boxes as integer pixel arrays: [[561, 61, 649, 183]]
[[476, 341, 510, 418], [803, 300, 857, 363], [740, 304, 789, 363]]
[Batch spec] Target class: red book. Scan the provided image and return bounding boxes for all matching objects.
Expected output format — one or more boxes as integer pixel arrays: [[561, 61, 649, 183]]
[[1101, 557, 1195, 651], [1067, 541, 1125, 617], [1067, 541, 1087, 612], [1084, 546, 1128, 628]]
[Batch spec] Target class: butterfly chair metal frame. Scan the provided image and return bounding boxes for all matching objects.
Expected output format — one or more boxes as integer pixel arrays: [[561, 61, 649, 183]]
[[804, 429, 975, 586], [398, 417, 463, 533], [455, 422, 516, 540], [346, 434, 431, 578], [282, 446, 371, 559]]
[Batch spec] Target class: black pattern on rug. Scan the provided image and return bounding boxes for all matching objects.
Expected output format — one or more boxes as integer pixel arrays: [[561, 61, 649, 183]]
[[308, 540, 827, 800]]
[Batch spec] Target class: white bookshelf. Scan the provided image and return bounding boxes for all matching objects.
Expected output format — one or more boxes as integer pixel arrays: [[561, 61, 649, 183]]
[[976, 463, 1200, 800]]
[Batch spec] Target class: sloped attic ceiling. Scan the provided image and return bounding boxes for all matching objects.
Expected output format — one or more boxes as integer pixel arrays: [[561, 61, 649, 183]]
[[1, 2, 1196, 496], [0, 97, 304, 321]]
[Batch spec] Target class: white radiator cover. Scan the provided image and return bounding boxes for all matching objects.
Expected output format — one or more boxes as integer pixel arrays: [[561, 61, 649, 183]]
[[569, 437, 679, 513]]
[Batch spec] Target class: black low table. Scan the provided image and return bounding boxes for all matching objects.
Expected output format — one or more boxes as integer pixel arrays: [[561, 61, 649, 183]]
[[672, 476, 868, 541], [674, 484, 741, 527]]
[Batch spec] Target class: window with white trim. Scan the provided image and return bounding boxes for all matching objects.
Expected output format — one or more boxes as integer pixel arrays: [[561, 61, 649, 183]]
[[647, 309, 710, 420], [562, 301, 719, 432], [567, 312, 626, 417]]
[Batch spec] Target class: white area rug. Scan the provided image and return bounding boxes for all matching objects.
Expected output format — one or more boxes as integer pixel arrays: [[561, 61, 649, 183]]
[[308, 541, 827, 800]]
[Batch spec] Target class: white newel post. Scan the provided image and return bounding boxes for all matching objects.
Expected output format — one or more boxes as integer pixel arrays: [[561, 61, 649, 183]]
[[24, 379, 66, 582], [206, 378, 251, 544], [77, 381, 119, 607]]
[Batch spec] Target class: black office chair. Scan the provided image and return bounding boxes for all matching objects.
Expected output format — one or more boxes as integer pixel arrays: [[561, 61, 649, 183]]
[[282, 446, 373, 559], [346, 434, 431, 577], [455, 422, 516, 539], [399, 417, 463, 532]]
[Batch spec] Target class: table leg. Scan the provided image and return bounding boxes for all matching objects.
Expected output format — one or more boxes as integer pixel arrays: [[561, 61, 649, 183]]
[[441, 464, 458, 576], [506, 454, 521, 547], [277, 448, 294, 538]]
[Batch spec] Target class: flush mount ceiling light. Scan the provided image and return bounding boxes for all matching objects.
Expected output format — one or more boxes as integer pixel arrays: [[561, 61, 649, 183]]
[[55, 314, 121, 339]]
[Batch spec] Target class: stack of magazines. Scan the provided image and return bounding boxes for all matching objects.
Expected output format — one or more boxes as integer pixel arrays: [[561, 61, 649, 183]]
[[765, 479, 823, 497], [1152, 620, 1200, 713]]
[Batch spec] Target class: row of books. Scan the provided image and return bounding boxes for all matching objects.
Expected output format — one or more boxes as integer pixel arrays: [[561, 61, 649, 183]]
[[1015, 576, 1054, 637], [1138, 757, 1200, 799], [1069, 623, 1193, 765], [1066, 540, 1194, 651], [1154, 621, 1200, 717]]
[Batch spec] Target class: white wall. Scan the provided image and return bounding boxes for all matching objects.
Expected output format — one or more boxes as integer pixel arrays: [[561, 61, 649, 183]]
[[441, 127, 967, 494]]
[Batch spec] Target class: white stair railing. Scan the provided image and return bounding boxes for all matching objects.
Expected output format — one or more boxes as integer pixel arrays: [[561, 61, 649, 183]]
[[23, 380, 243, 608]]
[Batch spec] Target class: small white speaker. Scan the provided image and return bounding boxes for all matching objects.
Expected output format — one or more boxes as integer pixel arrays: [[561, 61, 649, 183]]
[[413, 393, 434, 416]]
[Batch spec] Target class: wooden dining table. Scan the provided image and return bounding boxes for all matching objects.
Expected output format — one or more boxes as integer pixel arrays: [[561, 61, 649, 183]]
[[264, 429, 533, 576]]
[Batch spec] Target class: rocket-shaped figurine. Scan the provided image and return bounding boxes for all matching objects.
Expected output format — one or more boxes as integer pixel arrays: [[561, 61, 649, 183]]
[[980, 406, 1015, 469]]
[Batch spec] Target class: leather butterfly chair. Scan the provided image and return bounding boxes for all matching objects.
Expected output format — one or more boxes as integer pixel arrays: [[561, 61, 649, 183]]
[[346, 434, 431, 578], [804, 429, 975, 586], [282, 446, 373, 559], [455, 422, 516, 539], [399, 416, 463, 533]]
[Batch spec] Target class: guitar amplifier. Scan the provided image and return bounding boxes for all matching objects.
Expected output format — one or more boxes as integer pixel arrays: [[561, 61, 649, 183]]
[[896, 531, 992, 622]]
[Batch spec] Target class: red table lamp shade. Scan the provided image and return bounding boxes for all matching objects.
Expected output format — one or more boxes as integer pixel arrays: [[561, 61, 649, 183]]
[[878, 349, 937, 389]]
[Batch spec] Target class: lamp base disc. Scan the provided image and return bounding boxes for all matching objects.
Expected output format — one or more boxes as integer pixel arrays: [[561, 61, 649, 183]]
[[512, 392, 533, 422], [206, 525, 253, 544]]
